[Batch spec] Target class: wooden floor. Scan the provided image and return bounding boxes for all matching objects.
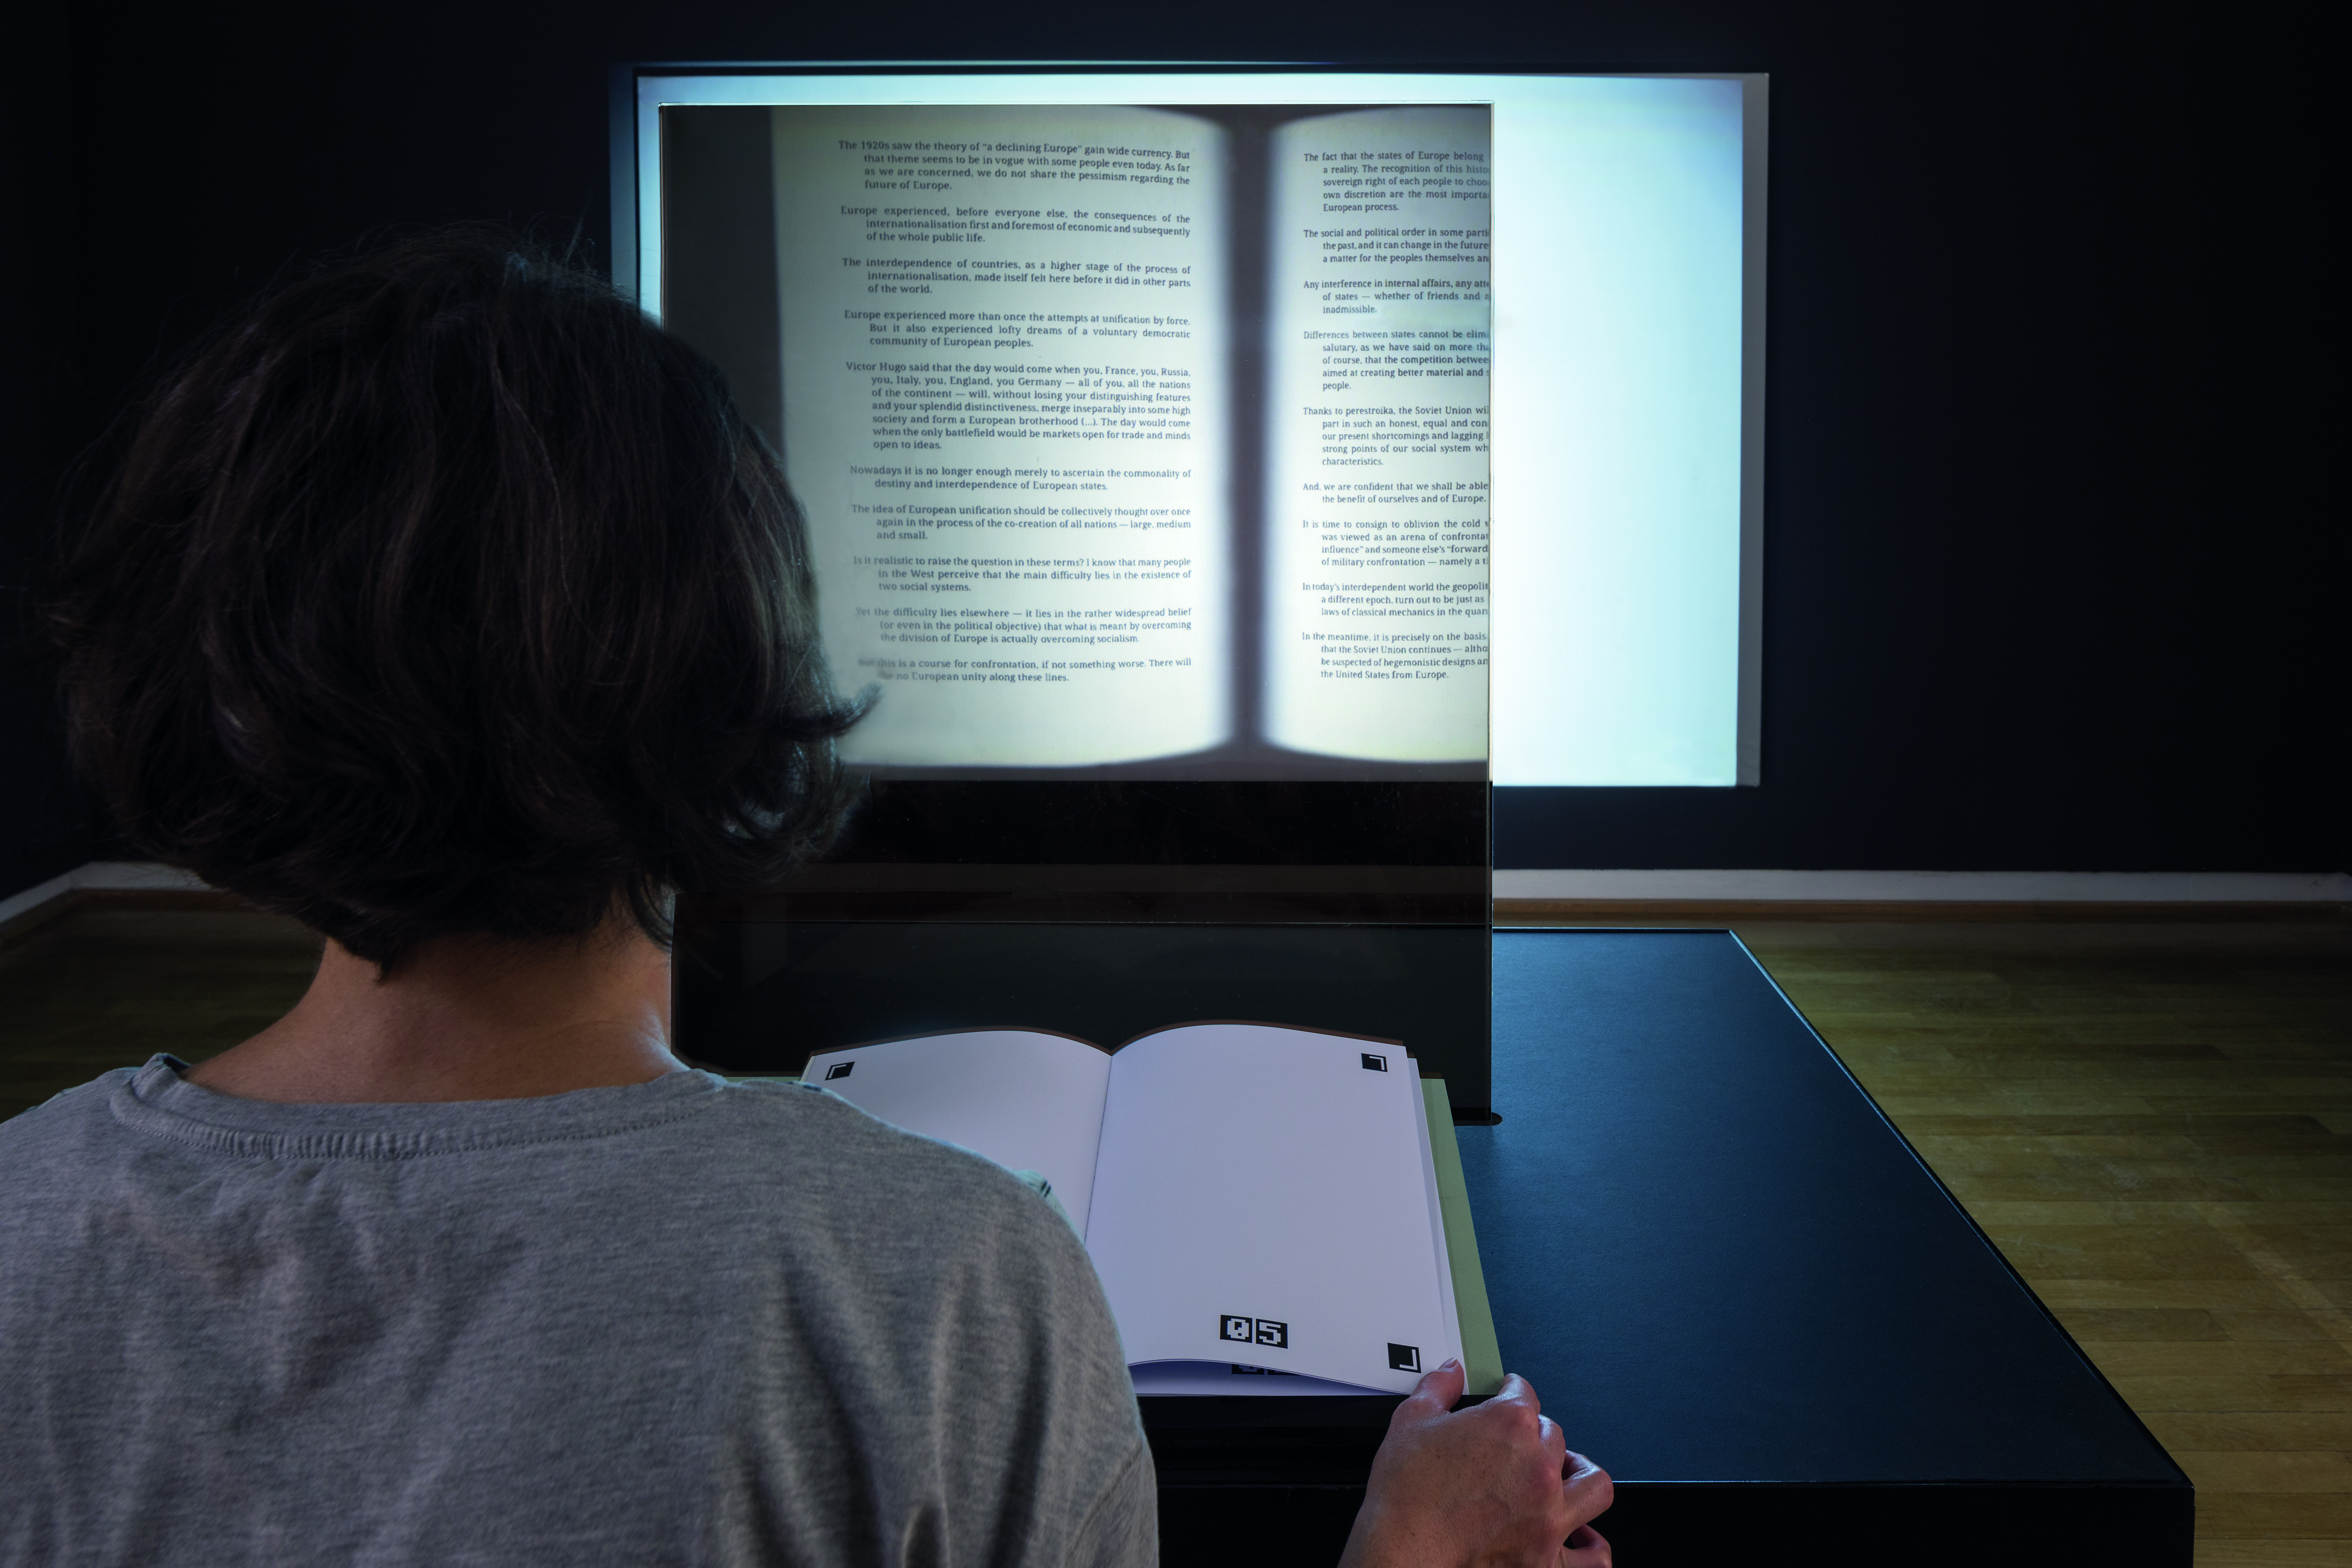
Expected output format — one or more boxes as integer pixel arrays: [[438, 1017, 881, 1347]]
[[1675, 915, 2351, 1568], [5, 902, 2349, 1564]]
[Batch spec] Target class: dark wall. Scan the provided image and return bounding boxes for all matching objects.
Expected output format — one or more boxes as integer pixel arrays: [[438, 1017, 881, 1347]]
[[1, 3, 100, 899], [18, 0, 2337, 897]]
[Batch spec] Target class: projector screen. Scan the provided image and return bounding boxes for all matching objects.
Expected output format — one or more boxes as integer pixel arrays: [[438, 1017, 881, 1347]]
[[617, 68, 1762, 785]]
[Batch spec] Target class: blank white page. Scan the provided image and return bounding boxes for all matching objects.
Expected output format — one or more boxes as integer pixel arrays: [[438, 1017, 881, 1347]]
[[1086, 1023, 1450, 1394], [803, 1031, 1115, 1234], [1140, 1084, 1460, 1397]]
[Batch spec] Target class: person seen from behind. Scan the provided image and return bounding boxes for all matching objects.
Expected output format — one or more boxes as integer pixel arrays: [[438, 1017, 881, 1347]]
[[0, 230, 1612, 1568]]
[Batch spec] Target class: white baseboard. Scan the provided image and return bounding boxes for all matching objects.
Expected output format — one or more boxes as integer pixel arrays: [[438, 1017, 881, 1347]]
[[1493, 869, 2352, 903], [0, 861, 214, 928], [8, 861, 2346, 930]]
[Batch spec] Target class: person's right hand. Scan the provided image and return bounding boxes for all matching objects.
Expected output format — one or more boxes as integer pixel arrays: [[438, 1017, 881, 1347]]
[[1339, 1360, 1612, 1568]]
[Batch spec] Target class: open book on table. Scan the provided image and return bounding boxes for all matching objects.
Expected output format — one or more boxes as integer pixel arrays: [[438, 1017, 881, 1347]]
[[760, 102, 1491, 769], [802, 1022, 1502, 1397]]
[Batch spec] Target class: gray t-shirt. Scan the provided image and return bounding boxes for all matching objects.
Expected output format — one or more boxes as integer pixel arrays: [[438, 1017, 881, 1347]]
[[0, 1058, 1156, 1568]]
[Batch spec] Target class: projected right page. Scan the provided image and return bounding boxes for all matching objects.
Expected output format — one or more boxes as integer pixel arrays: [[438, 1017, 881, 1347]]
[[1261, 107, 1492, 763]]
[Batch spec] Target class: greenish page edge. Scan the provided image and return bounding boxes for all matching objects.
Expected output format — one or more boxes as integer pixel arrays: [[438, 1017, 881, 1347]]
[[1423, 1077, 1505, 1398]]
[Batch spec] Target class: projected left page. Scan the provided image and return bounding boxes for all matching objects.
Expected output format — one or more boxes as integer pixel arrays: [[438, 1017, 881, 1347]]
[[770, 106, 1232, 768]]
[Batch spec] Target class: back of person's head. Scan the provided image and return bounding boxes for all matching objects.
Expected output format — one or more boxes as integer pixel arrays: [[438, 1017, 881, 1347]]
[[46, 229, 863, 968]]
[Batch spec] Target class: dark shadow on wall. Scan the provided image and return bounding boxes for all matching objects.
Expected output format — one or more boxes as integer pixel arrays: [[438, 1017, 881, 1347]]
[[2, 7, 103, 902]]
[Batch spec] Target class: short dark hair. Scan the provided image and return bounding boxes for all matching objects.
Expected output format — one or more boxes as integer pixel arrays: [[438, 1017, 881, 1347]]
[[46, 230, 864, 967]]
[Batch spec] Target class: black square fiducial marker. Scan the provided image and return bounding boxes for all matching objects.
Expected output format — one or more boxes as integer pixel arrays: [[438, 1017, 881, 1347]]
[[1362, 1054, 1387, 1072], [1220, 1315, 1255, 1343], [824, 1060, 854, 1080], [1255, 1319, 1288, 1349], [1388, 1343, 1421, 1373]]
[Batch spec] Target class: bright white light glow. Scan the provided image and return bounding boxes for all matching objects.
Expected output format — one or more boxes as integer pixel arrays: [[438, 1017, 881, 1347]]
[[629, 70, 1758, 785]]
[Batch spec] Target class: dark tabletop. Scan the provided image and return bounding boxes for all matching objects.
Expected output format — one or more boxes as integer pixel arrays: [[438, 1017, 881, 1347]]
[[1463, 928, 2183, 1486]]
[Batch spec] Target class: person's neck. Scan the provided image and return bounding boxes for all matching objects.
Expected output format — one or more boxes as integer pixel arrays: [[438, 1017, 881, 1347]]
[[184, 920, 682, 1104]]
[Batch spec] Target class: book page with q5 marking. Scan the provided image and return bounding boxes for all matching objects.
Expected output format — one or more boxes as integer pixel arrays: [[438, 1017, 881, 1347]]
[[758, 102, 1490, 774], [804, 1022, 1471, 1395]]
